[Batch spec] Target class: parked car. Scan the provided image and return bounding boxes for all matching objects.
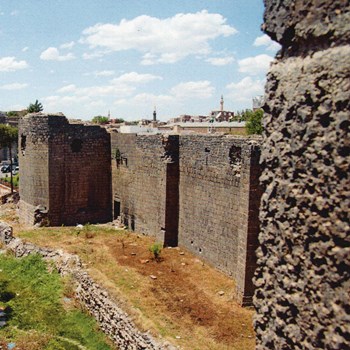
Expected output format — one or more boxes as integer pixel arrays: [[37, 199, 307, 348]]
[[12, 166, 19, 175], [1, 164, 18, 173], [1, 165, 11, 173]]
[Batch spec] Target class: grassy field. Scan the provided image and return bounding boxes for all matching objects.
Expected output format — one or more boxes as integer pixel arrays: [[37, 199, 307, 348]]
[[1, 174, 19, 188], [0, 253, 113, 350], [0, 203, 255, 350]]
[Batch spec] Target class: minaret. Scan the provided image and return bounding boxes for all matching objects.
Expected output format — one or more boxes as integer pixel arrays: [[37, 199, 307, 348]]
[[153, 106, 157, 122], [220, 95, 224, 112]]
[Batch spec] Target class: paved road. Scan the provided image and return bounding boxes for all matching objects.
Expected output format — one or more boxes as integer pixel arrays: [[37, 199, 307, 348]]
[[0, 172, 10, 179]]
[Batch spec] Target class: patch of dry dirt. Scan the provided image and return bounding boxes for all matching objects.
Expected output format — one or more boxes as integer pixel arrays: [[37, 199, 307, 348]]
[[0, 203, 255, 350]]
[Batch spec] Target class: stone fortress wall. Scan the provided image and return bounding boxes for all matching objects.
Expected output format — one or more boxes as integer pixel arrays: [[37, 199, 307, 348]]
[[111, 132, 262, 305], [254, 0, 350, 349], [19, 113, 112, 226], [15, 0, 350, 347], [18, 116, 262, 305], [110, 133, 179, 247], [178, 136, 262, 305]]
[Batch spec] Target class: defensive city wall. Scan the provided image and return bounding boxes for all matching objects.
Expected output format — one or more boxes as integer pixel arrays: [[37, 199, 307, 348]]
[[13, 0, 350, 348], [18, 115, 262, 305], [111, 133, 262, 304], [19, 113, 112, 226]]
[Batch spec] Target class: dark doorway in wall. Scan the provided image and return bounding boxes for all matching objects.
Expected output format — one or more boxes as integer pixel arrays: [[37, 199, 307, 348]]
[[114, 199, 121, 219], [130, 215, 135, 231]]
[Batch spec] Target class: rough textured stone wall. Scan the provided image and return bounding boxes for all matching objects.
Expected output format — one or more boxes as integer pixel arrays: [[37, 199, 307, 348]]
[[178, 135, 261, 305], [19, 114, 50, 224], [19, 113, 112, 226], [254, 1, 350, 349], [111, 133, 262, 304], [0, 221, 174, 350], [111, 132, 179, 246]]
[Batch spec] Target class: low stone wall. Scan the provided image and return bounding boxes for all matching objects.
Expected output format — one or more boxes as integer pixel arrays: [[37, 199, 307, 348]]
[[0, 221, 174, 350]]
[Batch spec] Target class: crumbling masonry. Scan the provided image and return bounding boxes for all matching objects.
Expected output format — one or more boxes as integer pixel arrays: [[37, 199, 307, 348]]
[[254, 0, 350, 349]]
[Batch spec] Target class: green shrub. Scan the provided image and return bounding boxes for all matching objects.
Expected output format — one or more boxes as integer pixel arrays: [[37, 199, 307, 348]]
[[245, 109, 263, 135], [149, 242, 162, 261]]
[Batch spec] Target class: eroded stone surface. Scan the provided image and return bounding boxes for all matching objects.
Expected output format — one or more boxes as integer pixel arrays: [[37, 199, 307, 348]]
[[254, 1, 350, 349]]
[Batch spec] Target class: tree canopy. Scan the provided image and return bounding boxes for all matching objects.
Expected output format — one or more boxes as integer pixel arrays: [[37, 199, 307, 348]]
[[27, 100, 43, 113], [91, 116, 109, 124], [245, 109, 264, 135], [0, 124, 18, 193], [0, 124, 18, 148]]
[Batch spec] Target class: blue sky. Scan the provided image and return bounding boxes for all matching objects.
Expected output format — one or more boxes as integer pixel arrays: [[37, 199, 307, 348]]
[[0, 0, 280, 121]]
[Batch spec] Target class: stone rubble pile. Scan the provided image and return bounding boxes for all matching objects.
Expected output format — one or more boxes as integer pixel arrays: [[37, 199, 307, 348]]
[[0, 221, 176, 350]]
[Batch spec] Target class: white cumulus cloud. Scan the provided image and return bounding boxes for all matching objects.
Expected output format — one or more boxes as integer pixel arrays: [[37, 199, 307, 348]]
[[132, 93, 175, 105], [60, 41, 75, 49], [57, 84, 77, 93], [54, 72, 162, 107], [171, 80, 214, 100], [94, 70, 115, 77], [206, 56, 235, 66], [111, 72, 162, 84], [238, 54, 274, 75], [0, 83, 28, 90], [253, 34, 281, 51], [0, 56, 28, 72], [226, 77, 265, 105], [80, 10, 237, 64], [40, 47, 75, 61]]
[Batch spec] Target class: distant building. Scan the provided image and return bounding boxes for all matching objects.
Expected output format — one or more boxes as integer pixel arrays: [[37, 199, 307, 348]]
[[119, 124, 161, 134], [139, 119, 153, 126], [209, 95, 235, 122], [159, 121, 245, 135], [0, 112, 6, 124], [165, 96, 239, 134], [0, 112, 18, 163], [253, 96, 264, 111]]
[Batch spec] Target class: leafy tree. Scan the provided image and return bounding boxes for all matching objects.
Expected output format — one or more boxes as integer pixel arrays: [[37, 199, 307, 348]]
[[235, 109, 253, 122], [6, 111, 18, 117], [0, 125, 18, 193], [245, 109, 264, 135], [27, 100, 43, 113], [91, 116, 109, 124]]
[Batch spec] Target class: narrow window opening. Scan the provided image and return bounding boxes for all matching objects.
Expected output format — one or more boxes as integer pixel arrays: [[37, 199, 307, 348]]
[[115, 148, 121, 168], [114, 199, 121, 219], [21, 134, 27, 155]]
